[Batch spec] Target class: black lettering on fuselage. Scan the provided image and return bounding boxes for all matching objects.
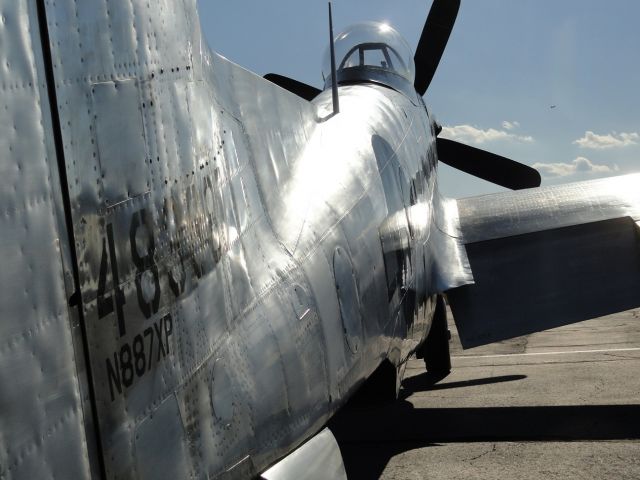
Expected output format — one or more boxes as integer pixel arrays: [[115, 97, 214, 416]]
[[105, 314, 173, 401]]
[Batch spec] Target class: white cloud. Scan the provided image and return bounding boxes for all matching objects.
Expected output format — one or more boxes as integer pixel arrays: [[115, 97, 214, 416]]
[[502, 120, 520, 131], [533, 156, 618, 178], [440, 124, 533, 145], [573, 131, 639, 149]]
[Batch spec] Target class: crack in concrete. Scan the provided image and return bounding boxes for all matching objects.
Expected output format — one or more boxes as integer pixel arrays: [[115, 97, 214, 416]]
[[467, 443, 496, 462], [603, 352, 640, 360]]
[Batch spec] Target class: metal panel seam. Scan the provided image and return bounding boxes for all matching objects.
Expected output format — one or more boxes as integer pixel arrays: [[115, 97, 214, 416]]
[[34, 0, 106, 477]]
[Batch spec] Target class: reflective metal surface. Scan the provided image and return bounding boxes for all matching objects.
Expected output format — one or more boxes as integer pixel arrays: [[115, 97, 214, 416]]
[[0, 0, 94, 477], [260, 428, 347, 480], [455, 173, 640, 244], [3, 1, 640, 479], [450, 174, 640, 348], [0, 1, 439, 477]]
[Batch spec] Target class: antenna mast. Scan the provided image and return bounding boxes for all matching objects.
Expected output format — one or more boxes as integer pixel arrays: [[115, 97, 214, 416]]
[[329, 2, 340, 114]]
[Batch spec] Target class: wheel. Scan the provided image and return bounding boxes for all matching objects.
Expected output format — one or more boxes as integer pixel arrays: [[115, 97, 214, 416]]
[[421, 295, 451, 375]]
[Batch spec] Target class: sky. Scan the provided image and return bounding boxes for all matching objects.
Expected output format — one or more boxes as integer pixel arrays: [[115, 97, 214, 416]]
[[197, 1, 640, 197]]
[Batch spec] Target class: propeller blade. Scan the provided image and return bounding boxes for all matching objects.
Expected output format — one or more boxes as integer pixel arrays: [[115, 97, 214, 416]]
[[414, 0, 460, 95], [264, 74, 321, 101], [436, 138, 542, 190]]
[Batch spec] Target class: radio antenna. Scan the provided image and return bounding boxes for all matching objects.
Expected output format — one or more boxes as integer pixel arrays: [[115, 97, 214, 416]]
[[329, 2, 340, 114]]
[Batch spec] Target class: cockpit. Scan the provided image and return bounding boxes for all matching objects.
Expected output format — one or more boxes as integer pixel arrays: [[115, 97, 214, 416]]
[[322, 22, 416, 94]]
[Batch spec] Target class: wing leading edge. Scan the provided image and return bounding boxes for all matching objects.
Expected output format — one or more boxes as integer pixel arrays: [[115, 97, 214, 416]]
[[447, 173, 640, 348]]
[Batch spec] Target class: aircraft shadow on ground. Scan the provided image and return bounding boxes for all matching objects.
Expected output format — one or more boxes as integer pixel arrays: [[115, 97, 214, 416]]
[[399, 372, 527, 399], [329, 374, 640, 479]]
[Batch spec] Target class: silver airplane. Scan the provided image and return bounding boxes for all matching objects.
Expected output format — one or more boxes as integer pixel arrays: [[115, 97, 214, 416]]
[[2, 0, 640, 478]]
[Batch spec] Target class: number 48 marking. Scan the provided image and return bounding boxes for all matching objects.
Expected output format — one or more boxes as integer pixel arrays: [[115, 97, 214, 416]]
[[97, 209, 161, 337], [97, 223, 126, 337]]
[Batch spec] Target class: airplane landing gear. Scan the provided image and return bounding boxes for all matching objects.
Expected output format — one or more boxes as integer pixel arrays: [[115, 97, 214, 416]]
[[417, 295, 451, 376]]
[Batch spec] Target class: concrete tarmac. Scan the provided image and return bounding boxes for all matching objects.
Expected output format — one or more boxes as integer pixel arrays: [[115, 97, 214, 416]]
[[331, 308, 640, 479]]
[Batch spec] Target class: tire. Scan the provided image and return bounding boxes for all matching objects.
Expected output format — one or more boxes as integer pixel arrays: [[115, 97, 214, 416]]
[[422, 295, 451, 374]]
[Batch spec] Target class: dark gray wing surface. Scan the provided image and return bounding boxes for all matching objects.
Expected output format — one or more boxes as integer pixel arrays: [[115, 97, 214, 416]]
[[447, 173, 640, 348]]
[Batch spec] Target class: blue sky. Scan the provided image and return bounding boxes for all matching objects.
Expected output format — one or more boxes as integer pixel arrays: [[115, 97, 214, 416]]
[[197, 1, 640, 197]]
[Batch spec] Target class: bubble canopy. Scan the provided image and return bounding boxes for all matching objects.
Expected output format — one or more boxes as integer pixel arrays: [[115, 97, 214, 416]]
[[322, 22, 416, 91]]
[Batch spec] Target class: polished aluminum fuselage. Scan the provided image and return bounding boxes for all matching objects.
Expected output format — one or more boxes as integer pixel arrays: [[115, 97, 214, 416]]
[[6, 1, 639, 477], [0, 1, 471, 477]]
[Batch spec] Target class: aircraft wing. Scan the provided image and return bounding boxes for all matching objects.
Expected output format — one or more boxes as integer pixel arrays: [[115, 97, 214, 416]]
[[446, 173, 640, 348]]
